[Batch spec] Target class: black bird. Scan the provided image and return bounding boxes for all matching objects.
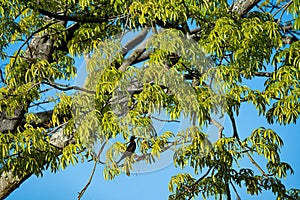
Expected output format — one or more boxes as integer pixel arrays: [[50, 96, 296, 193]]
[[116, 136, 136, 165]]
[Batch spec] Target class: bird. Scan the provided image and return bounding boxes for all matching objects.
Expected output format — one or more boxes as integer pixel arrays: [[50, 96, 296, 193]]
[[116, 135, 136, 165]]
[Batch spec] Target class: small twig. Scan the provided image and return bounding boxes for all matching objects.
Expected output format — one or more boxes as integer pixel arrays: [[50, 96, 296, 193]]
[[230, 179, 241, 200], [42, 79, 96, 94], [228, 108, 269, 179], [191, 167, 212, 188], [78, 141, 107, 200], [186, 167, 212, 200], [29, 100, 52, 108], [120, 7, 130, 39], [253, 71, 272, 77], [277, 0, 293, 24], [245, 151, 269, 178], [148, 122, 158, 137], [151, 115, 180, 123], [40, 87, 53, 93], [0, 69, 5, 84], [273, 0, 293, 17]]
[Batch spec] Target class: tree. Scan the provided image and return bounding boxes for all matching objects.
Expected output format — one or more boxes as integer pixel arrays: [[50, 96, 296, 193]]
[[0, 0, 299, 199]]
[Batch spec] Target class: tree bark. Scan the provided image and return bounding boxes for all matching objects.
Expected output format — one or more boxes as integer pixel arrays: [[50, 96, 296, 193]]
[[0, 20, 69, 199], [231, 0, 262, 15], [0, 0, 263, 198]]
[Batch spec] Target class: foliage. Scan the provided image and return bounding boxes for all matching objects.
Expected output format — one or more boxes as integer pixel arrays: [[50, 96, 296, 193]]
[[0, 0, 300, 199]]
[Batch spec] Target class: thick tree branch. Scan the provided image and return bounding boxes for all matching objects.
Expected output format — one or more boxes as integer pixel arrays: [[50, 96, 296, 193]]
[[122, 28, 149, 56], [0, 125, 74, 199], [231, 0, 262, 16], [208, 116, 224, 139], [0, 16, 74, 198], [118, 46, 146, 72]]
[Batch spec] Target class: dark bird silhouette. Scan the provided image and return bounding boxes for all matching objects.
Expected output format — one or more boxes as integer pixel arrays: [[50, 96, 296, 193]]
[[116, 136, 136, 165]]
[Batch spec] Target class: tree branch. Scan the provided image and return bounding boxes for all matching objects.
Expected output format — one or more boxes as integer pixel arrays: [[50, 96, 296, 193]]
[[186, 167, 212, 200], [151, 116, 180, 123], [122, 28, 149, 56], [208, 116, 224, 139], [38, 8, 120, 23], [230, 179, 241, 200], [78, 141, 107, 200], [42, 79, 96, 94], [118, 45, 146, 72], [231, 0, 262, 16], [228, 108, 269, 179]]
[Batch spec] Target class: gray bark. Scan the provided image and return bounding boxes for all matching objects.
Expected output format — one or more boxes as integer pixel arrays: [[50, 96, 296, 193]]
[[0, 0, 262, 198], [0, 21, 66, 199]]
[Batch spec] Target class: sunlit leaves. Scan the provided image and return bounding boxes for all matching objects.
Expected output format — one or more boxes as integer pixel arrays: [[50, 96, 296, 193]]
[[0, 126, 59, 177], [264, 43, 300, 125], [168, 173, 196, 199], [59, 143, 83, 169], [246, 127, 283, 163], [52, 92, 73, 126], [173, 126, 211, 172], [0, 0, 299, 199], [267, 161, 294, 179]]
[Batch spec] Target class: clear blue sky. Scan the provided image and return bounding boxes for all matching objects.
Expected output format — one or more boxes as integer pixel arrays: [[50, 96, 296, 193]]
[[5, 58, 300, 200], [4, 9, 300, 200], [6, 105, 299, 200]]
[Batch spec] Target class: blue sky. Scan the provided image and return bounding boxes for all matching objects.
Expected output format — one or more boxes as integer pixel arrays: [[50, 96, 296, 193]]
[[3, 7, 300, 200], [6, 116, 299, 200], [6, 89, 300, 200]]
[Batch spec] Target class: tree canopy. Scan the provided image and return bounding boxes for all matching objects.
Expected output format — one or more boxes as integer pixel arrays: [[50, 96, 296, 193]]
[[0, 0, 299, 199]]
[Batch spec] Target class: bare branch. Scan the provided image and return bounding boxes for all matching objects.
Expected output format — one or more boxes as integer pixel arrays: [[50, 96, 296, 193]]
[[273, 0, 293, 18], [29, 100, 53, 108], [253, 71, 272, 77], [151, 116, 180, 123], [277, 0, 293, 25], [228, 108, 269, 179], [118, 46, 146, 72], [42, 79, 96, 94], [78, 141, 107, 200], [208, 116, 224, 139], [122, 28, 149, 55], [230, 179, 241, 200]]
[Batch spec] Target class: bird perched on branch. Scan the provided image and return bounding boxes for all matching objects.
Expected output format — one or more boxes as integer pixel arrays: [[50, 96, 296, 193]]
[[116, 136, 136, 165]]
